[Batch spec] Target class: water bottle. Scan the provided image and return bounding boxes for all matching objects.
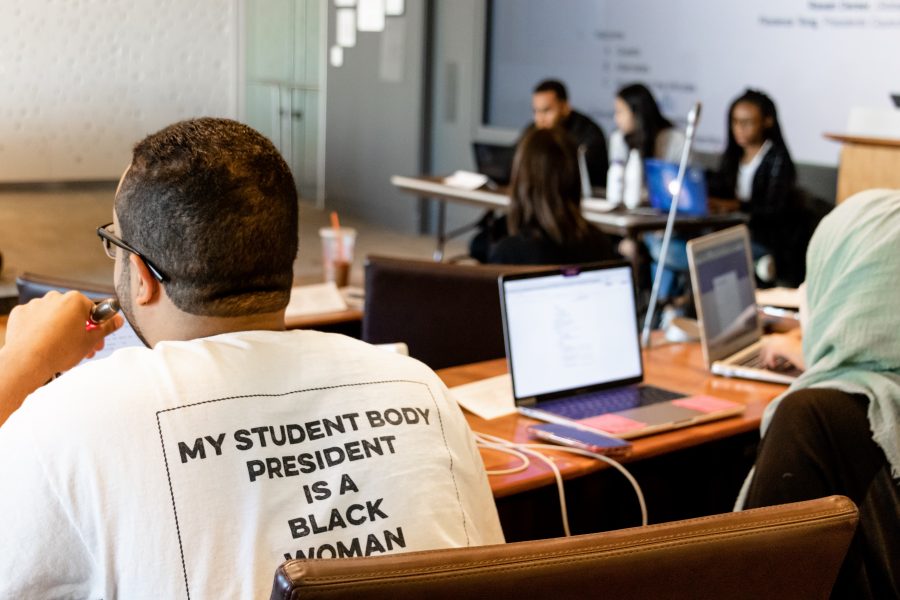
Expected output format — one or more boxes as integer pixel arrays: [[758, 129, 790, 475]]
[[623, 149, 643, 209], [606, 160, 625, 206]]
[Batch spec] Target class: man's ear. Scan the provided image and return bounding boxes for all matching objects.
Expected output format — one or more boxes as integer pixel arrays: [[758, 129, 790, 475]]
[[129, 253, 160, 306]]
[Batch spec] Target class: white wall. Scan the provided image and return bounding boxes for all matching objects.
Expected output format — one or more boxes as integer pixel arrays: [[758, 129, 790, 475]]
[[431, 1, 840, 206], [324, 0, 429, 233], [485, 0, 900, 167], [0, 0, 239, 182]]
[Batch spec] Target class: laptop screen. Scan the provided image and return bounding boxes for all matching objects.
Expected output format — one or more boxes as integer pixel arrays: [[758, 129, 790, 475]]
[[690, 230, 760, 360], [500, 264, 642, 400], [472, 142, 516, 186], [644, 159, 708, 216]]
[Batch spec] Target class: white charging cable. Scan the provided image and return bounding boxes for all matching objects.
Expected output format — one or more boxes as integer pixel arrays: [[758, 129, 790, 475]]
[[474, 432, 648, 535]]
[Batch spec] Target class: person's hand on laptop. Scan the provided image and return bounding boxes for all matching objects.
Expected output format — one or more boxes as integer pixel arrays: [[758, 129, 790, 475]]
[[0, 291, 123, 427], [760, 328, 804, 371]]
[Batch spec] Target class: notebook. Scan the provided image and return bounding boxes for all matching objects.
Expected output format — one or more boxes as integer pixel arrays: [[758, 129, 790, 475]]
[[498, 263, 744, 438], [472, 142, 516, 186], [644, 159, 708, 216], [686, 225, 802, 385]]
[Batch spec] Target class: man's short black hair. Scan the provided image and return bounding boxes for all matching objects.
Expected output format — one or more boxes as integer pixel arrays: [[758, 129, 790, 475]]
[[115, 118, 298, 317], [533, 79, 568, 102]]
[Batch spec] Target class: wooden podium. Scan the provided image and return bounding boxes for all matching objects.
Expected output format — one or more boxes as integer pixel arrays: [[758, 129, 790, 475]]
[[825, 132, 900, 202]]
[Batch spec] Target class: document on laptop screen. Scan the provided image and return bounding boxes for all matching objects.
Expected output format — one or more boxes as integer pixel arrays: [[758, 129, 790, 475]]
[[694, 239, 759, 351], [503, 266, 642, 398]]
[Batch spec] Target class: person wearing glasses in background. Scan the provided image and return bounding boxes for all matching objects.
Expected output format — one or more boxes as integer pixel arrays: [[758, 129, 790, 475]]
[[0, 119, 503, 598]]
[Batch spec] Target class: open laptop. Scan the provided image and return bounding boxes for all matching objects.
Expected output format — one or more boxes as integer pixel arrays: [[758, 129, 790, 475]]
[[644, 159, 708, 216], [499, 262, 744, 438], [686, 225, 802, 385], [472, 142, 516, 186]]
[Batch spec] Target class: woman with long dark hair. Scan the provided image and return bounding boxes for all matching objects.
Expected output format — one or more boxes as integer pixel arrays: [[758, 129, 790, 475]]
[[488, 128, 615, 265], [611, 83, 682, 163], [611, 84, 687, 304], [710, 89, 798, 273]]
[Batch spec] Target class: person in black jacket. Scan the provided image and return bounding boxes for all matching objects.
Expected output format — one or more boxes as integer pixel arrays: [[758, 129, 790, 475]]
[[487, 128, 616, 265], [525, 79, 608, 186], [709, 89, 800, 279], [741, 190, 900, 599]]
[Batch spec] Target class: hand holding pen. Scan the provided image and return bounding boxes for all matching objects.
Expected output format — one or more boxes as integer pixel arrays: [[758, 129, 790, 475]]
[[86, 298, 120, 331], [0, 291, 124, 426]]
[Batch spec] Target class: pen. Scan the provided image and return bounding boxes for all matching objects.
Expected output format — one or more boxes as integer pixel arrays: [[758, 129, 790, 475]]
[[85, 297, 120, 331]]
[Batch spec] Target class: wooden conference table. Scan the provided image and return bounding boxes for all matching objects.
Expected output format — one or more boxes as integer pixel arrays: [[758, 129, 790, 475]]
[[1, 309, 782, 538], [436, 337, 787, 539], [391, 175, 747, 267]]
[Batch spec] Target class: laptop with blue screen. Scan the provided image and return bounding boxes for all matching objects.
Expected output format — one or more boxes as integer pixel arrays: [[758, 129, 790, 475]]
[[498, 262, 744, 438], [644, 159, 708, 216]]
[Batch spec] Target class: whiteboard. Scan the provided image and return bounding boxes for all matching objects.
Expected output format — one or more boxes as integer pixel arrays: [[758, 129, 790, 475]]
[[0, 0, 238, 182], [486, 0, 900, 165]]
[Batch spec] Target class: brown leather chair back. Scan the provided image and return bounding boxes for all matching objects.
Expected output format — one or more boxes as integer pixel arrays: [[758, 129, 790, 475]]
[[272, 495, 857, 600], [362, 255, 536, 370], [16, 272, 114, 304]]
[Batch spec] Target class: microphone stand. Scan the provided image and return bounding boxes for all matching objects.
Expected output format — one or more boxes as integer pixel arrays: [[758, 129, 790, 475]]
[[577, 144, 592, 200], [640, 102, 702, 348]]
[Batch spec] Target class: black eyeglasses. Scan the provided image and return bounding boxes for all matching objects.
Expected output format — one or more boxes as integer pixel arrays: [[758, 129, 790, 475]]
[[96, 223, 168, 282]]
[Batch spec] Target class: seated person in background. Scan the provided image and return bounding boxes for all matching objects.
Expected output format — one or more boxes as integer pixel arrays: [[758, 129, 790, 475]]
[[0, 119, 503, 598], [709, 89, 799, 283], [526, 79, 608, 186], [607, 82, 685, 208], [488, 127, 616, 265], [470, 79, 608, 262], [608, 83, 688, 307], [646, 89, 799, 309], [739, 189, 900, 599]]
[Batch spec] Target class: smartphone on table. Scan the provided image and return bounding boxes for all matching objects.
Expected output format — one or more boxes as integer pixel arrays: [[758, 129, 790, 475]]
[[528, 423, 633, 459]]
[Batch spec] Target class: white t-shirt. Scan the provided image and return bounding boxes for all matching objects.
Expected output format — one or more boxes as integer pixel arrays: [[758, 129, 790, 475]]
[[607, 128, 686, 165], [0, 330, 503, 599], [607, 128, 687, 206], [736, 140, 772, 201]]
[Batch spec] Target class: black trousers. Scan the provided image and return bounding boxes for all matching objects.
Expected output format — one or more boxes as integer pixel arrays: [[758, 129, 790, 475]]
[[745, 388, 900, 599]]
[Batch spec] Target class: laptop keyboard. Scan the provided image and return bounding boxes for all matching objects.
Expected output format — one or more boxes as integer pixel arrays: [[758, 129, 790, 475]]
[[738, 350, 803, 377], [537, 386, 684, 420]]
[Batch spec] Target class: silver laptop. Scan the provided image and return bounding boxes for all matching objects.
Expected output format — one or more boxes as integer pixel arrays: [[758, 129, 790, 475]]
[[499, 263, 744, 438], [686, 225, 802, 385]]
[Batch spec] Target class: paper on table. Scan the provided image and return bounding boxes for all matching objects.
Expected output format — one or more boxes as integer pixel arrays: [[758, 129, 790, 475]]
[[444, 170, 489, 191], [755, 287, 800, 309], [285, 282, 348, 318], [449, 374, 517, 420], [80, 319, 144, 365], [581, 197, 617, 212], [340, 286, 365, 311]]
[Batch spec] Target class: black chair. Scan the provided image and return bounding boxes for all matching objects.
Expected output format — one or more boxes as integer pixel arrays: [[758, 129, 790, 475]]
[[776, 192, 833, 287], [362, 256, 536, 370]]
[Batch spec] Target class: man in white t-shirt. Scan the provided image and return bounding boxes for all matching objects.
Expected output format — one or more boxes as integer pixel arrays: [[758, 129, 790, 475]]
[[0, 118, 503, 599]]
